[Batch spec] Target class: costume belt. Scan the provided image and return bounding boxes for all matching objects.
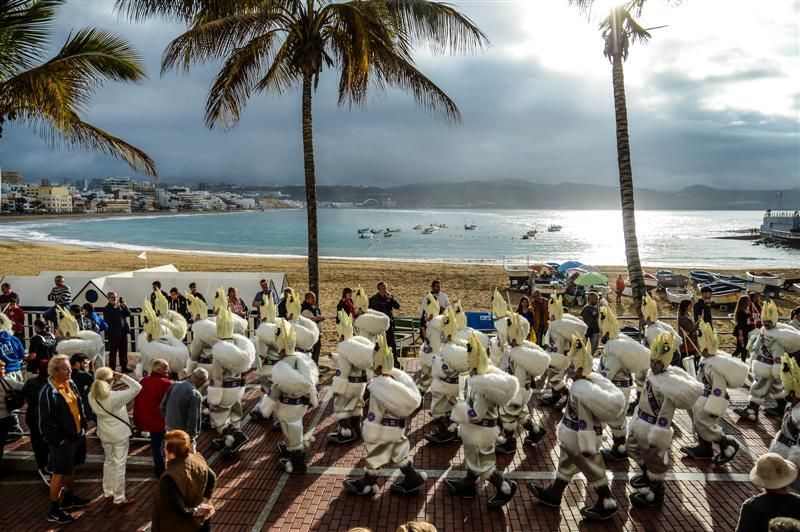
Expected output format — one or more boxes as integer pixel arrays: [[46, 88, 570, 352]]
[[471, 419, 498, 428], [279, 396, 310, 406], [262, 358, 278, 366], [297, 348, 312, 354], [561, 417, 603, 436], [638, 411, 658, 425], [197, 356, 213, 365], [756, 354, 776, 365], [348, 372, 368, 384], [778, 434, 797, 448], [442, 375, 459, 385], [380, 417, 406, 428], [612, 378, 633, 388], [222, 379, 245, 388]]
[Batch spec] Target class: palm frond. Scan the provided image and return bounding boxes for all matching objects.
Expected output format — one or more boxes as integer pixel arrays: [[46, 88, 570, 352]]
[[0, 0, 63, 78]]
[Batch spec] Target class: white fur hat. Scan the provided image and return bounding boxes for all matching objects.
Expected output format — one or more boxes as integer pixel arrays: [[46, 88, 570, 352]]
[[750, 453, 798, 490]]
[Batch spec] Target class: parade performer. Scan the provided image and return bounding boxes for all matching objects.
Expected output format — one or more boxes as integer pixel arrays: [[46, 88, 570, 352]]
[[257, 319, 319, 473], [528, 334, 626, 521], [540, 295, 587, 409], [445, 334, 519, 508], [353, 286, 390, 341], [343, 335, 426, 496], [208, 307, 256, 456], [452, 299, 489, 347], [496, 312, 550, 453], [597, 305, 650, 461], [187, 293, 218, 378], [768, 354, 800, 477], [626, 333, 703, 507], [637, 293, 684, 407], [211, 287, 248, 334], [327, 311, 374, 444], [54, 306, 105, 370], [417, 292, 444, 393], [424, 307, 468, 444], [735, 301, 800, 421], [152, 289, 188, 341], [136, 300, 189, 378], [680, 321, 748, 465], [250, 297, 280, 424]]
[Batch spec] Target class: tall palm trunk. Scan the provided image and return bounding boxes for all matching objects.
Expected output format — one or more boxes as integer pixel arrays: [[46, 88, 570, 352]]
[[611, 54, 645, 321], [302, 74, 320, 297]]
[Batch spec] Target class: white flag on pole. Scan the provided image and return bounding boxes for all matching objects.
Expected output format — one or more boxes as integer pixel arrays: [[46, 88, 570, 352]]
[[137, 251, 147, 260]]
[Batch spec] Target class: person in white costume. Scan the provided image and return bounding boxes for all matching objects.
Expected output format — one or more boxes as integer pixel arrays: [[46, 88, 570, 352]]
[[54, 306, 105, 371], [342, 335, 426, 496], [249, 297, 281, 426], [135, 300, 189, 379], [680, 321, 749, 465], [768, 354, 800, 488], [417, 292, 443, 394], [528, 334, 626, 521], [626, 333, 704, 507], [353, 286, 390, 341], [539, 295, 587, 409], [152, 289, 188, 341]]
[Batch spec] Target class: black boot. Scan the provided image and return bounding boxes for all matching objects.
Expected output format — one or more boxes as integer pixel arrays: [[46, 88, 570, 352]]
[[601, 436, 628, 462], [424, 417, 457, 444], [249, 409, 269, 422], [629, 467, 649, 489], [327, 417, 356, 444], [713, 436, 740, 466], [495, 431, 517, 455], [221, 430, 249, 456], [279, 449, 307, 474], [444, 470, 477, 498], [391, 464, 427, 495], [628, 391, 641, 414], [580, 484, 618, 521], [733, 402, 759, 422], [680, 438, 714, 460], [540, 388, 563, 409], [487, 471, 518, 508], [764, 398, 789, 418], [527, 477, 568, 508], [277, 441, 289, 458], [343, 472, 379, 496], [350, 416, 363, 439], [629, 480, 665, 508], [523, 419, 548, 446]]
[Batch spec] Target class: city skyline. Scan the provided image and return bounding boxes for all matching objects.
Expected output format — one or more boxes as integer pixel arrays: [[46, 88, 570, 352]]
[[2, 0, 798, 190]]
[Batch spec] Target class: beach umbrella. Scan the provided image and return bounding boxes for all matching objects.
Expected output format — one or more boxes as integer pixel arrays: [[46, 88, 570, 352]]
[[580, 264, 601, 273], [529, 263, 555, 273], [566, 267, 587, 277], [557, 260, 584, 273], [575, 272, 609, 286]]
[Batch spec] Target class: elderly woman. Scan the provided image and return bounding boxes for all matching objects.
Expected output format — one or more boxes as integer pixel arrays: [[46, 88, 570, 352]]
[[226, 287, 248, 319], [153, 430, 216, 532], [88, 367, 141, 506]]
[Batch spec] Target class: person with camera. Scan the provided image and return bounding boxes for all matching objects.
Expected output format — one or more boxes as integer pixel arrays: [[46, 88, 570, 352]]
[[103, 292, 132, 373], [369, 281, 401, 366]]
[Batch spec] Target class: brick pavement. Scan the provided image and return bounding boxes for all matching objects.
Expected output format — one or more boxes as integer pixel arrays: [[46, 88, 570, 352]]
[[0, 357, 776, 532]]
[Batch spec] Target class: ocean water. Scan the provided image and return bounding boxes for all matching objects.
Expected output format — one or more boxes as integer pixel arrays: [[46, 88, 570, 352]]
[[1, 209, 796, 268]]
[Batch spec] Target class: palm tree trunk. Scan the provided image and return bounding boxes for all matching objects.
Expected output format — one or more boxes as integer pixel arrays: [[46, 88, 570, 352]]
[[611, 54, 646, 321], [302, 74, 320, 298]]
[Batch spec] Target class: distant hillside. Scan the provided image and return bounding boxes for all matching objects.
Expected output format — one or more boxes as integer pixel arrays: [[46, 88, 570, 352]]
[[276, 180, 799, 210]]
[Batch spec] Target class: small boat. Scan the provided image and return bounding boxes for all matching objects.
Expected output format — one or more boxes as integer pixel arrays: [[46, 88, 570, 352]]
[[656, 270, 689, 288], [359, 233, 372, 239], [422, 226, 436, 234], [383, 231, 393, 238], [357, 227, 370, 234], [370, 228, 382, 234], [698, 282, 746, 306], [746, 271, 785, 288], [715, 274, 765, 294], [793, 283, 800, 292], [690, 270, 718, 284], [465, 223, 477, 230], [644, 273, 658, 289], [521, 234, 530, 240], [547, 224, 562, 232], [438, 224, 448, 229], [526, 229, 538, 237], [386, 228, 401, 233], [532, 280, 567, 296], [413, 224, 423, 230], [666, 287, 693, 305]]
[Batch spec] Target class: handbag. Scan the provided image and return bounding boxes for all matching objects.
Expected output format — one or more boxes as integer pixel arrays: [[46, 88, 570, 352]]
[[96, 398, 133, 435], [1, 379, 25, 411]]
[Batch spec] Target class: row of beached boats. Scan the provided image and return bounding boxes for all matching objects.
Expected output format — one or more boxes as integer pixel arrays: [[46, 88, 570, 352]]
[[356, 222, 478, 238]]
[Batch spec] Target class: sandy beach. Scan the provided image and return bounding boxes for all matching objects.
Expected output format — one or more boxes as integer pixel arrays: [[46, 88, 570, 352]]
[[1, 240, 798, 352]]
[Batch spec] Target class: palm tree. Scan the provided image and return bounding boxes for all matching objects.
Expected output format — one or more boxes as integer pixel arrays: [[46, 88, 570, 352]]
[[0, 0, 158, 213], [569, 0, 655, 320], [116, 0, 488, 297]]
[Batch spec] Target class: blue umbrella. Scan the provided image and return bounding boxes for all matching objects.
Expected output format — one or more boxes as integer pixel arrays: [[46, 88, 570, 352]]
[[557, 260, 583, 273]]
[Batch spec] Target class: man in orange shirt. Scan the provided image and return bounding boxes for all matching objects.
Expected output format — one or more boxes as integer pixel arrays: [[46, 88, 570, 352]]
[[38, 355, 90, 524]]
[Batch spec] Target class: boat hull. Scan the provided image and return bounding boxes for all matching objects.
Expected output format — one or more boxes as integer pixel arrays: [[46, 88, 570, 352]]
[[746, 271, 784, 287], [666, 288, 693, 305]]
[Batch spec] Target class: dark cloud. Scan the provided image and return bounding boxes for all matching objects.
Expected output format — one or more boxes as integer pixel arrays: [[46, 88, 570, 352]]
[[2, 0, 798, 190]]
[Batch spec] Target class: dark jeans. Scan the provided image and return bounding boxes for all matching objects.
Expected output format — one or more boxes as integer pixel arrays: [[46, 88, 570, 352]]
[[108, 336, 128, 371], [29, 426, 50, 470], [311, 340, 321, 366], [387, 324, 399, 366], [150, 431, 165, 478], [43, 306, 58, 324], [536, 327, 547, 347]]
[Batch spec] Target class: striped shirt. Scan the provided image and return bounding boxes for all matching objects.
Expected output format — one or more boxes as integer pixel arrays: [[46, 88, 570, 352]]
[[48, 285, 72, 305]]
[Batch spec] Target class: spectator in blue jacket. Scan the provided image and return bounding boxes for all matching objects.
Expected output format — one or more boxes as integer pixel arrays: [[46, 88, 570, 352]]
[[0, 329, 25, 382], [82, 304, 108, 333]]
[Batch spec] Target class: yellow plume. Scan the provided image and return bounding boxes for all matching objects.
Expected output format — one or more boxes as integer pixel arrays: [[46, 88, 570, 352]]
[[650, 332, 674, 367], [466, 332, 490, 375]]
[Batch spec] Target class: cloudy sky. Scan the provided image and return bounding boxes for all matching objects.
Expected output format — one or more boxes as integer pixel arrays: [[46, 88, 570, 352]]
[[3, 0, 799, 190]]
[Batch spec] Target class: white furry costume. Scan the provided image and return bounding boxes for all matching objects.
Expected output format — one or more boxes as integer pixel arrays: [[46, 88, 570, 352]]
[[556, 374, 626, 486], [362, 368, 422, 472], [258, 352, 319, 452], [207, 335, 256, 432], [355, 310, 390, 342], [769, 402, 800, 475], [747, 325, 800, 405], [135, 332, 189, 378], [542, 315, 587, 393], [627, 367, 703, 480], [291, 315, 321, 354], [692, 353, 749, 442], [430, 340, 468, 422], [255, 321, 280, 393], [642, 321, 683, 388], [451, 366, 518, 477], [331, 335, 374, 421], [599, 335, 650, 438], [418, 315, 444, 393], [188, 319, 219, 381], [498, 341, 550, 438], [57, 332, 106, 371]]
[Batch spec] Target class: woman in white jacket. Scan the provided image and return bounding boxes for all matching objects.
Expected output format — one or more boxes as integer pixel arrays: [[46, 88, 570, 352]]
[[88, 367, 142, 505]]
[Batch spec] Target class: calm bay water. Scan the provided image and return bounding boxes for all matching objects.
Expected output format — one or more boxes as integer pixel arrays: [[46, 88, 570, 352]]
[[1, 209, 796, 268]]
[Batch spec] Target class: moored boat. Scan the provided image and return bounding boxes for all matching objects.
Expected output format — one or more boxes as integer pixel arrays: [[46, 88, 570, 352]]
[[666, 287, 693, 305], [465, 223, 477, 230], [746, 271, 785, 287], [357, 227, 370, 234], [690, 270, 717, 284], [715, 274, 766, 294], [547, 224, 562, 232], [698, 282, 746, 306], [656, 270, 689, 288], [532, 280, 567, 296]]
